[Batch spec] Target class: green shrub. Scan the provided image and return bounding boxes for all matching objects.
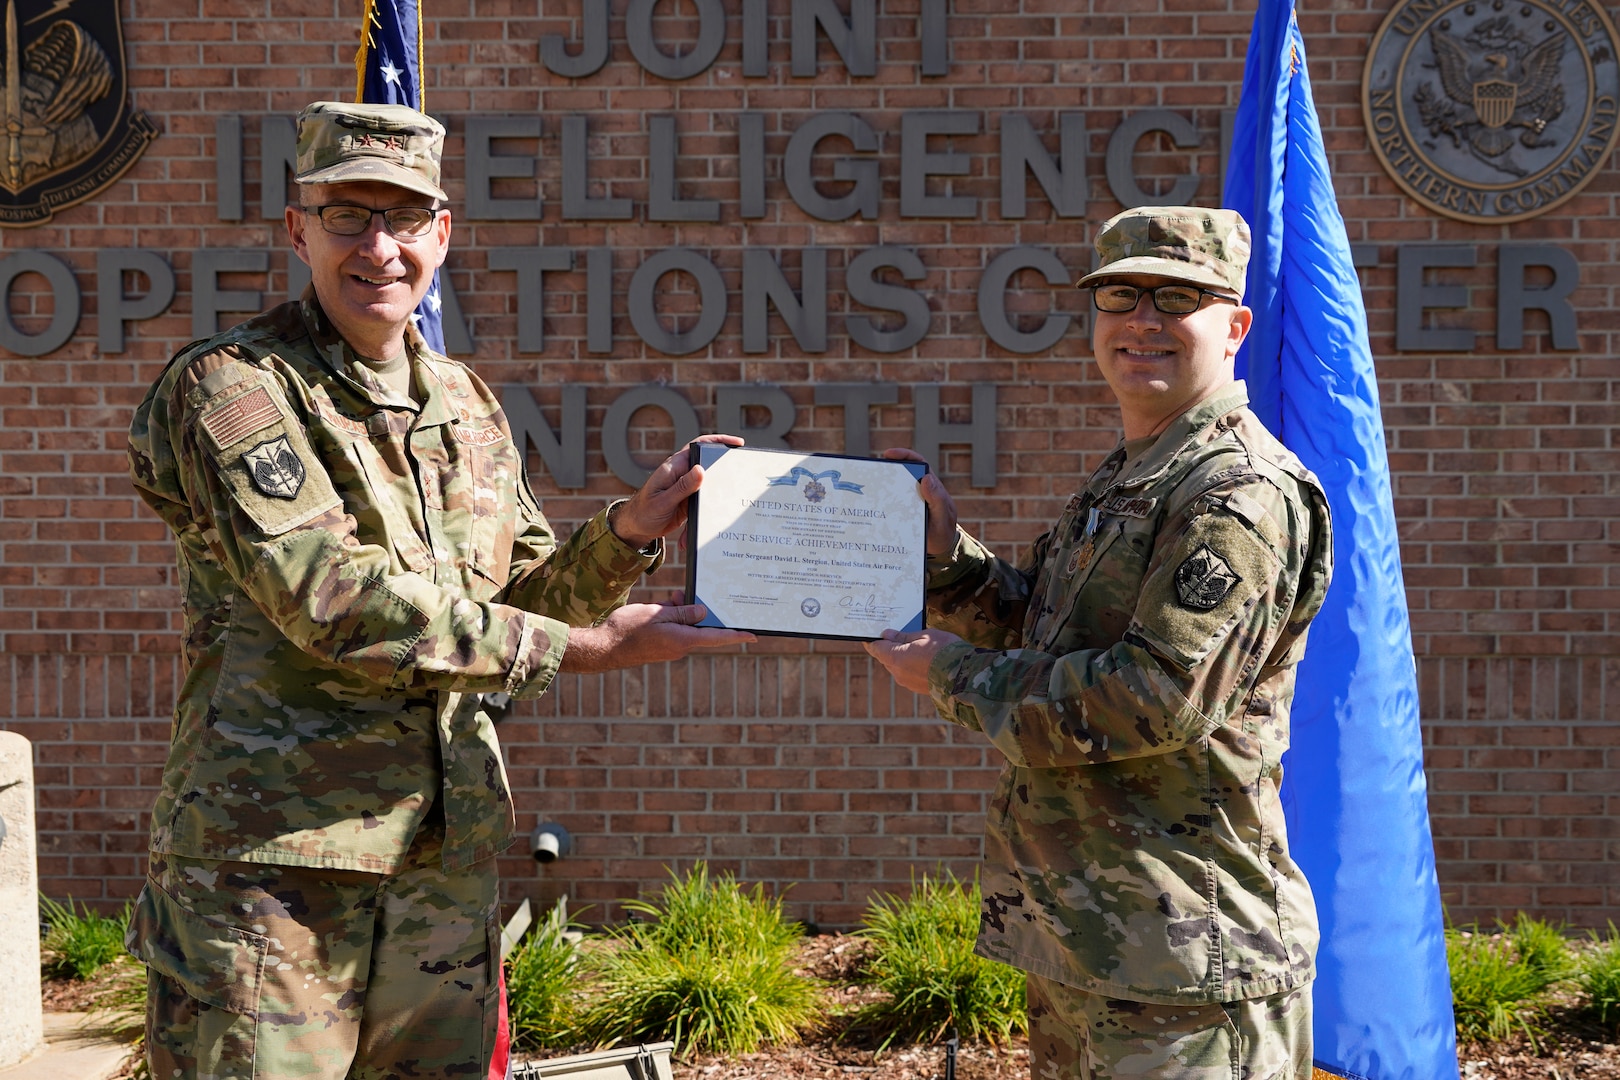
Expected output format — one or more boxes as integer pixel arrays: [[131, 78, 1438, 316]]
[[1447, 919, 1566, 1047], [573, 863, 822, 1055], [505, 901, 587, 1051], [620, 861, 803, 957], [578, 941, 821, 1054], [1507, 913, 1572, 982], [852, 871, 1025, 1048], [39, 895, 131, 980], [1577, 923, 1620, 1030], [35, 893, 148, 1078]]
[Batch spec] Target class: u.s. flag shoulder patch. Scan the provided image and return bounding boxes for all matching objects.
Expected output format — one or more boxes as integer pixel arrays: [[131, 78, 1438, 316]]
[[200, 386, 281, 447]]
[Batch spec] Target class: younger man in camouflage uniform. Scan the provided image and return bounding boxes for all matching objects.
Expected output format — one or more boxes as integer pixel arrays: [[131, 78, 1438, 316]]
[[125, 101, 752, 1080], [867, 206, 1333, 1079]]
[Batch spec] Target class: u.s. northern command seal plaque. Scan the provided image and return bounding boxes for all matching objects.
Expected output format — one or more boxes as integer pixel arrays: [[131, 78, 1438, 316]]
[[0, 0, 156, 227], [1363, 0, 1620, 224]]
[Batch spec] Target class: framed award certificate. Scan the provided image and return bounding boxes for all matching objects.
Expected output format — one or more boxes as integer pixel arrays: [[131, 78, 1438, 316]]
[[684, 445, 928, 641]]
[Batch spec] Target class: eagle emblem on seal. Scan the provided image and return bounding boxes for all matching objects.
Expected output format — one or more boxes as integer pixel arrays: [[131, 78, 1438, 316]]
[[1362, 0, 1620, 224], [1417, 16, 1566, 177]]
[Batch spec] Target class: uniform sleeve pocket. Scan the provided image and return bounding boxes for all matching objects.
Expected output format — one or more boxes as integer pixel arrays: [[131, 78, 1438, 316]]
[[1128, 510, 1282, 670], [125, 878, 268, 1016], [193, 381, 342, 537]]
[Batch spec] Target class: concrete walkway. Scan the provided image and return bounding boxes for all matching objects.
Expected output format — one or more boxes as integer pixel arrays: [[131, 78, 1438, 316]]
[[0, 1013, 133, 1080]]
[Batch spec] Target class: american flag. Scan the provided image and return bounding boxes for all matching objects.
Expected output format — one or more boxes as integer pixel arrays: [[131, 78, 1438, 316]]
[[354, 0, 447, 354]]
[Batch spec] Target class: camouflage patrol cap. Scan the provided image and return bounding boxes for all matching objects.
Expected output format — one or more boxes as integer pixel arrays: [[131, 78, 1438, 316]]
[[294, 101, 447, 202], [1075, 205, 1251, 299]]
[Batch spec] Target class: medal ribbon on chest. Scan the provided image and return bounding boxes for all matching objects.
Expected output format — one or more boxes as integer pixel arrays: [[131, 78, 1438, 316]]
[[1064, 506, 1101, 577]]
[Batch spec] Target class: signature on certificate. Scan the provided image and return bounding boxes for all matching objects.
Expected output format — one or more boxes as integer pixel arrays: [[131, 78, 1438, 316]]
[[840, 594, 900, 620]]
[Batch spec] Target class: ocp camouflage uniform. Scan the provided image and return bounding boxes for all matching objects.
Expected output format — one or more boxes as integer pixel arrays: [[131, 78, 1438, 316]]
[[125, 292, 658, 1079], [924, 384, 1332, 1075]]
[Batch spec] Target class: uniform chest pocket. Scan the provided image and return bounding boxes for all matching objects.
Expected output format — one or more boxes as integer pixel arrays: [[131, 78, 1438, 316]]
[[194, 383, 343, 537], [309, 404, 435, 574], [1033, 513, 1156, 654], [448, 423, 519, 590]]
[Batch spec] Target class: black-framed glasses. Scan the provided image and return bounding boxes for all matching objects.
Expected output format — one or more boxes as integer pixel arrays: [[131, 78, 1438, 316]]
[[1091, 283, 1236, 315], [301, 203, 442, 239]]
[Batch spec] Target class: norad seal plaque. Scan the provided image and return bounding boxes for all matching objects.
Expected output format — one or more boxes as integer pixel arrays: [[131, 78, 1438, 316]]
[[1363, 0, 1620, 224], [0, 0, 157, 226]]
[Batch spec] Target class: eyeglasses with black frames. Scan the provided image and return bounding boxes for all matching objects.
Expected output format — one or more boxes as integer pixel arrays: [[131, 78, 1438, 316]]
[[1090, 283, 1237, 315], [301, 204, 443, 239]]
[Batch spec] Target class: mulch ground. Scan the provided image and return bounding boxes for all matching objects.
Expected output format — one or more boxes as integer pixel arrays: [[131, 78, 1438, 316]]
[[42, 933, 1620, 1080], [516, 934, 1030, 1080], [669, 934, 1029, 1080], [1456, 1006, 1620, 1080]]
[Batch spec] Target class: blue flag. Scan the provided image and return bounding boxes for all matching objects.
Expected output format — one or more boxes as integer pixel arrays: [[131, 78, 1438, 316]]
[[354, 0, 447, 354], [1223, 4, 1459, 1079]]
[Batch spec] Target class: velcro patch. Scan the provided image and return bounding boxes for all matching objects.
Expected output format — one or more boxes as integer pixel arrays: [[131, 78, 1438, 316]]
[[315, 399, 368, 436], [200, 387, 280, 447], [1103, 494, 1157, 519], [241, 436, 307, 499], [453, 423, 505, 447], [1174, 544, 1241, 610], [1131, 511, 1281, 671], [1222, 489, 1271, 530]]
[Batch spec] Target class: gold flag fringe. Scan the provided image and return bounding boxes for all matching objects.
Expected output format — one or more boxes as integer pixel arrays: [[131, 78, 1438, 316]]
[[352, 0, 426, 109]]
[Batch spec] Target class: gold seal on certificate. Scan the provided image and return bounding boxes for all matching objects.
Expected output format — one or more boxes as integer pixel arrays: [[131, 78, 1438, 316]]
[[685, 445, 928, 641]]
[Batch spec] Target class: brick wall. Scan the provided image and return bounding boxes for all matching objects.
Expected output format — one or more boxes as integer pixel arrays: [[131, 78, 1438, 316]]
[[0, 0, 1616, 929]]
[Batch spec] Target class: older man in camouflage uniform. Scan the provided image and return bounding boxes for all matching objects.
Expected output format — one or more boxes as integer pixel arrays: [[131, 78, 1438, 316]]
[[867, 206, 1333, 1079], [125, 101, 752, 1080]]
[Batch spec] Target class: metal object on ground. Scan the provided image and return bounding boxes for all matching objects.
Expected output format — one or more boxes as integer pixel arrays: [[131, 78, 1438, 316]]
[[511, 1041, 674, 1080]]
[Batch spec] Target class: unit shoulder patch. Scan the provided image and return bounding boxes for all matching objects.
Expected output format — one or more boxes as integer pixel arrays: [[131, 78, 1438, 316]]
[[1173, 543, 1241, 611], [241, 435, 306, 500]]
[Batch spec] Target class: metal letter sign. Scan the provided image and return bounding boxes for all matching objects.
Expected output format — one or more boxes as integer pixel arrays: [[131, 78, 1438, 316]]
[[1363, 0, 1620, 224], [0, 0, 155, 226]]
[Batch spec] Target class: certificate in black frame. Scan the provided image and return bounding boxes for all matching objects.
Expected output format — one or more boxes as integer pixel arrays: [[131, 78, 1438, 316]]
[[683, 444, 929, 641]]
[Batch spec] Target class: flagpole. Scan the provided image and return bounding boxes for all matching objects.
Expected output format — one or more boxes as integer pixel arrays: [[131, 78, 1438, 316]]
[[354, 0, 376, 103], [353, 0, 450, 354]]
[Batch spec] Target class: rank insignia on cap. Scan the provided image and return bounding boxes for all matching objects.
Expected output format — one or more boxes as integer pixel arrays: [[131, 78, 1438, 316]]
[[242, 436, 307, 499], [1174, 543, 1241, 611]]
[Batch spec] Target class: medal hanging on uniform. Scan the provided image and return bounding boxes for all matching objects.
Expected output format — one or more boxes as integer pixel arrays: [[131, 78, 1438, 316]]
[[1065, 506, 1102, 577]]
